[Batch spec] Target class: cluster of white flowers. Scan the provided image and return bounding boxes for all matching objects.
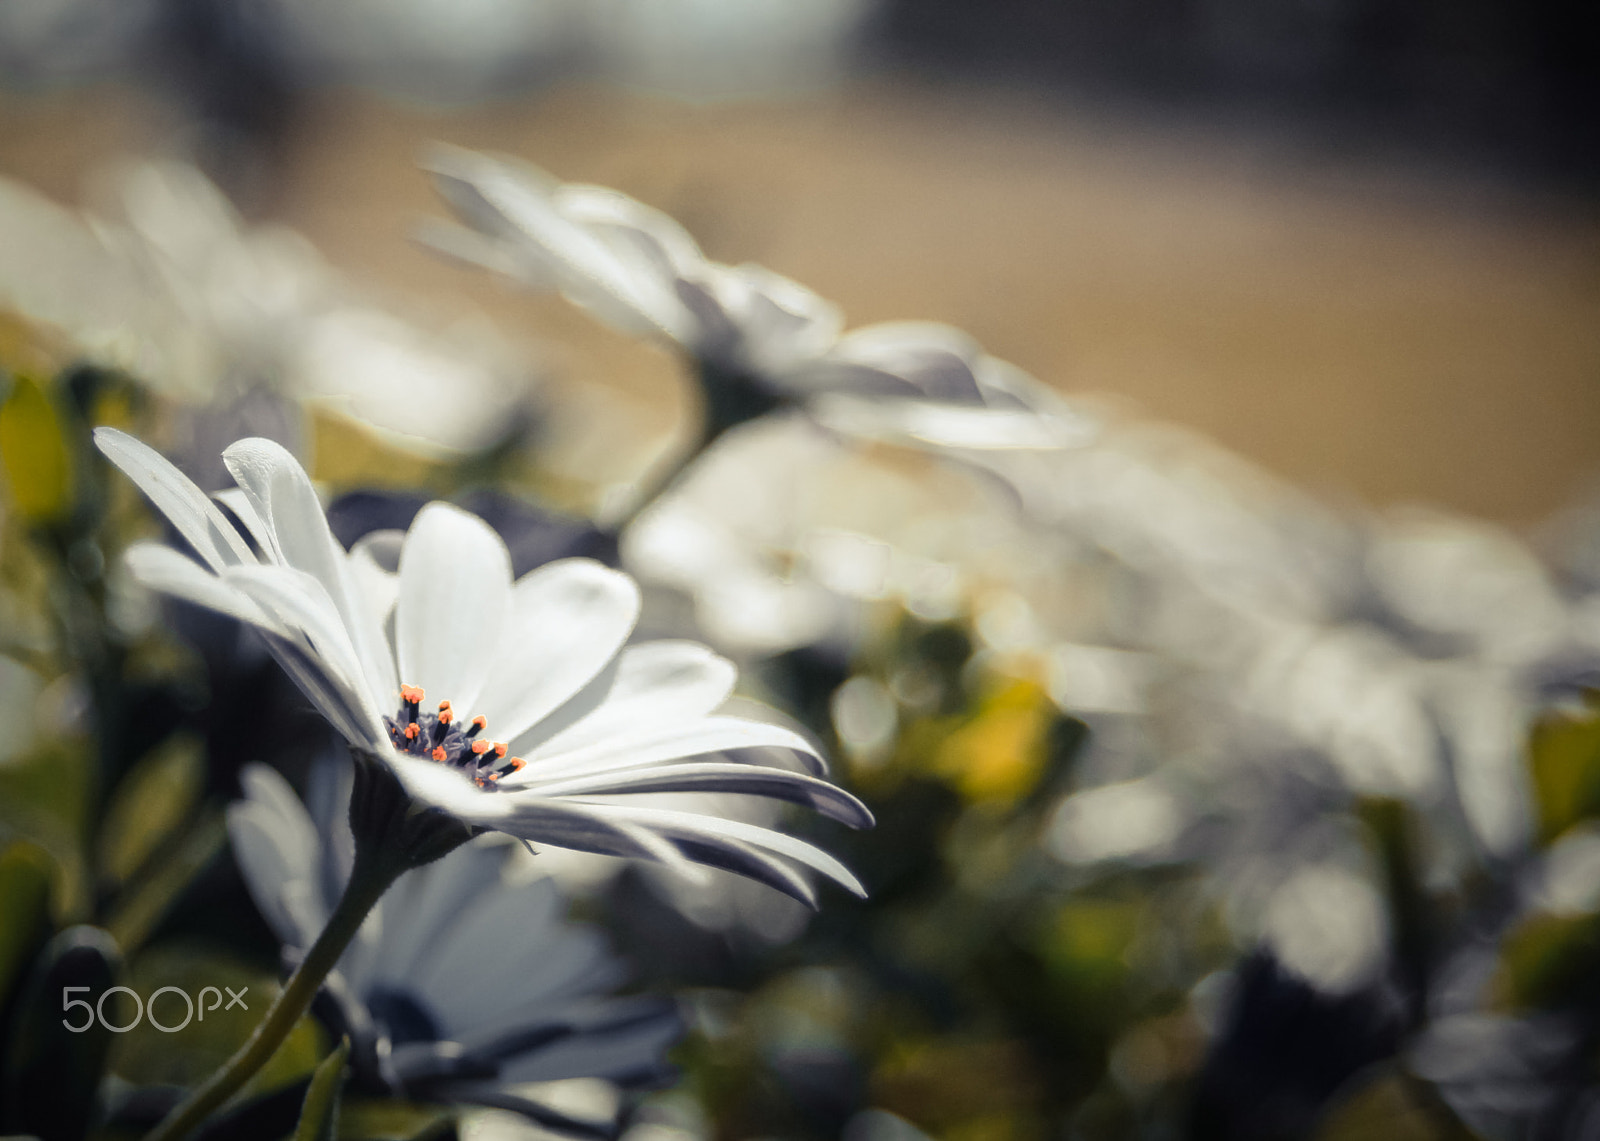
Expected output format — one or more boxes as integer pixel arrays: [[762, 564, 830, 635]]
[[0, 164, 528, 454], [63, 140, 1600, 1138]]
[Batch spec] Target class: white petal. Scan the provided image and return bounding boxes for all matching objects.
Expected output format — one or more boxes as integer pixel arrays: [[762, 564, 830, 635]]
[[426, 148, 682, 341], [418, 884, 619, 1038], [495, 795, 703, 880], [348, 531, 402, 643], [514, 715, 824, 784], [383, 751, 517, 828], [808, 395, 1091, 450], [239, 764, 319, 858], [395, 503, 512, 712], [527, 640, 735, 757], [473, 559, 640, 745], [95, 427, 255, 570], [523, 762, 873, 828], [223, 437, 397, 702], [367, 841, 506, 985], [557, 183, 704, 282], [213, 487, 282, 563], [547, 802, 865, 899], [223, 564, 387, 746], [227, 799, 321, 947], [123, 543, 281, 633], [260, 633, 387, 752], [497, 1008, 682, 1084]]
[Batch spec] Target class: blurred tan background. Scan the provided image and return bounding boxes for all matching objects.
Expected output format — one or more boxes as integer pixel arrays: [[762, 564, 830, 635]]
[[3, 77, 1597, 524]]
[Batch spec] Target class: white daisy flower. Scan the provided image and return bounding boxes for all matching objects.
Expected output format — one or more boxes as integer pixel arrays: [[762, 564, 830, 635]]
[[420, 147, 1091, 452], [95, 427, 870, 906], [231, 761, 679, 1133]]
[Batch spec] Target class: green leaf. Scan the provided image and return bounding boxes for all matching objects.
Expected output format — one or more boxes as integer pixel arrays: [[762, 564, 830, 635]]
[[0, 841, 54, 1015], [293, 1038, 350, 1141], [336, 1098, 455, 1141], [97, 732, 203, 887], [0, 374, 72, 524], [0, 925, 121, 1140], [1496, 910, 1600, 1011], [1528, 701, 1600, 844], [1357, 797, 1434, 999], [0, 739, 93, 923], [1312, 1067, 1461, 1140], [104, 808, 226, 955]]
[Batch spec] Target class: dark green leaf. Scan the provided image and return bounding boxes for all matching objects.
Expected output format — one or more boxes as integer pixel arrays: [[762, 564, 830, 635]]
[[292, 1038, 349, 1141], [1, 925, 121, 1141]]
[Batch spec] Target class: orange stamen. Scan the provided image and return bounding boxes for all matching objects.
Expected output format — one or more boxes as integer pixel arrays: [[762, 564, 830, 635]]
[[437, 699, 453, 725], [404, 723, 419, 740], [400, 685, 424, 704], [493, 742, 507, 758], [431, 746, 447, 762], [472, 715, 487, 732], [506, 757, 526, 774], [470, 740, 491, 756]]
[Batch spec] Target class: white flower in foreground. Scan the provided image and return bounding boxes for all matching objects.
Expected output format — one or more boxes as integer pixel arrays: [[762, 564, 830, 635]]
[[232, 761, 678, 1130], [96, 427, 870, 905], [422, 147, 1091, 450]]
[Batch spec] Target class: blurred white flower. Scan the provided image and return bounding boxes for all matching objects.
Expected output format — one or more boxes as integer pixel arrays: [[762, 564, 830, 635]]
[[1366, 506, 1570, 666], [0, 164, 528, 454], [98, 427, 871, 904], [1535, 823, 1600, 916], [1046, 777, 1184, 865], [1260, 864, 1387, 994], [624, 414, 1066, 657], [422, 147, 1092, 451], [231, 761, 677, 1127]]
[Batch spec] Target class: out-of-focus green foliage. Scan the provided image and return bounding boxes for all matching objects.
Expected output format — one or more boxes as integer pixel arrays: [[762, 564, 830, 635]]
[[97, 733, 203, 889], [0, 373, 73, 525], [1529, 697, 1600, 842], [293, 1038, 350, 1141], [0, 840, 54, 1012]]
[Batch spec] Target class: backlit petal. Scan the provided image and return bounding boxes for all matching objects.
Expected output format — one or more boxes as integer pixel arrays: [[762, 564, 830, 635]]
[[395, 502, 512, 712]]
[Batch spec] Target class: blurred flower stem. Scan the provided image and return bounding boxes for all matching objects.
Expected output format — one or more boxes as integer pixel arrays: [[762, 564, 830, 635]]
[[611, 361, 783, 531], [145, 756, 466, 1141]]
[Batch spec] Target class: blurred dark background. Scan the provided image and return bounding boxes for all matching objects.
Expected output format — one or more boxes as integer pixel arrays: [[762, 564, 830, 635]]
[[876, 0, 1600, 187]]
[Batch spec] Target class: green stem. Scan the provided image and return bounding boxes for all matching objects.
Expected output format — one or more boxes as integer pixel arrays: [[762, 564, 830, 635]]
[[142, 849, 402, 1141]]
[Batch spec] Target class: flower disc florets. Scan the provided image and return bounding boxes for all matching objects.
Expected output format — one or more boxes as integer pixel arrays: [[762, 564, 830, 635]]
[[384, 684, 525, 789]]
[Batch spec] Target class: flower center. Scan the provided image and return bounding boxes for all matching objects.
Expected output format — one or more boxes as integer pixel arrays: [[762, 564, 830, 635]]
[[385, 684, 525, 789]]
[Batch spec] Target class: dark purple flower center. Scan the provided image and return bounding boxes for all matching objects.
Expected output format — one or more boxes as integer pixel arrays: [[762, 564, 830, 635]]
[[384, 684, 525, 789]]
